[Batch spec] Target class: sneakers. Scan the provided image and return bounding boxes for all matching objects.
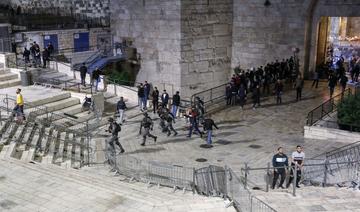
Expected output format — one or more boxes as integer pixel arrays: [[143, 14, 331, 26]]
[[154, 136, 157, 143], [120, 149, 125, 153], [167, 132, 171, 137], [278, 185, 285, 189], [296, 185, 301, 188], [174, 132, 178, 136], [140, 143, 145, 146]]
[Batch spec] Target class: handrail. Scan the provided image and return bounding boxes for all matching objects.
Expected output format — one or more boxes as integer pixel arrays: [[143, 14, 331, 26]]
[[306, 88, 352, 126], [311, 141, 360, 159], [190, 82, 229, 106]]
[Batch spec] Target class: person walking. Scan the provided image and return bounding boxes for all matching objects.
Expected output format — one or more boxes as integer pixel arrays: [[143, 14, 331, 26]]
[[13, 88, 25, 120], [116, 97, 127, 124], [286, 145, 305, 189], [171, 91, 180, 118], [339, 74, 348, 93], [252, 85, 260, 110], [137, 83, 145, 111], [187, 108, 203, 138], [294, 76, 304, 101], [203, 117, 218, 145], [274, 79, 283, 104], [80, 63, 88, 86], [143, 81, 150, 110], [139, 113, 157, 146], [328, 73, 337, 98], [152, 87, 159, 113], [238, 84, 246, 110], [161, 90, 169, 108], [92, 67, 101, 92], [311, 70, 319, 88], [165, 112, 177, 136], [23, 47, 30, 65], [271, 147, 288, 189], [106, 118, 125, 153]]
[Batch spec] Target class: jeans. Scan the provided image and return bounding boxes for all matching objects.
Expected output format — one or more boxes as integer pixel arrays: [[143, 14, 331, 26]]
[[117, 109, 125, 123], [94, 78, 100, 91], [172, 105, 178, 118], [207, 130, 212, 144], [142, 97, 147, 110], [13, 104, 24, 118], [188, 121, 201, 137]]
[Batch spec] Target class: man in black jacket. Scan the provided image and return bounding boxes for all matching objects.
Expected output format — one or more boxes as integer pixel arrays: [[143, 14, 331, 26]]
[[92, 67, 101, 92], [272, 147, 288, 189], [171, 91, 180, 118], [138, 83, 145, 111], [152, 87, 159, 113], [161, 90, 169, 108], [116, 97, 127, 124], [203, 117, 218, 145], [106, 118, 125, 153], [80, 63, 87, 86]]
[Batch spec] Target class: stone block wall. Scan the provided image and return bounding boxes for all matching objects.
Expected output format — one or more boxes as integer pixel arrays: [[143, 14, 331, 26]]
[[111, 0, 182, 95], [180, 0, 233, 98], [232, 0, 312, 73], [7, 0, 109, 19]]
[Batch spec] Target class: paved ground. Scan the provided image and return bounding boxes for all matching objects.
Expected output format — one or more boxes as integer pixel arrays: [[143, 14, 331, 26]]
[[93, 81, 347, 171], [0, 158, 235, 212]]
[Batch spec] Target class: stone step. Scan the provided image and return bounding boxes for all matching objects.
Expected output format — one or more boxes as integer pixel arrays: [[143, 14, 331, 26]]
[[0, 142, 16, 159], [27, 92, 71, 108], [37, 104, 83, 122], [53, 131, 66, 164], [0, 72, 18, 81], [3, 123, 19, 145], [0, 79, 21, 89], [0, 68, 9, 74], [27, 97, 80, 116], [53, 110, 95, 127]]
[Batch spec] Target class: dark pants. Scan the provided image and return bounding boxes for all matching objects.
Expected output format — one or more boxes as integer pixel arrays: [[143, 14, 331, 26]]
[[272, 168, 286, 188], [252, 96, 260, 107], [263, 84, 270, 95], [296, 87, 302, 101], [108, 136, 124, 152], [276, 92, 282, 104], [153, 100, 158, 113], [142, 128, 156, 145], [81, 74, 86, 86], [329, 87, 335, 98], [287, 167, 301, 187], [13, 104, 24, 118], [188, 121, 202, 137], [239, 96, 245, 108], [166, 122, 177, 136], [312, 79, 319, 88], [226, 96, 231, 105]]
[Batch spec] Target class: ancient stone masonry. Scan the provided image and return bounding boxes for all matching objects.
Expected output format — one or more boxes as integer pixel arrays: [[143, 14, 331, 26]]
[[180, 0, 233, 98], [4, 0, 110, 20]]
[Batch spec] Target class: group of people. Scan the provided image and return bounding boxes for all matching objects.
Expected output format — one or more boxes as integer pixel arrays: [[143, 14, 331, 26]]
[[22, 41, 54, 68], [226, 57, 302, 109], [272, 145, 305, 189]]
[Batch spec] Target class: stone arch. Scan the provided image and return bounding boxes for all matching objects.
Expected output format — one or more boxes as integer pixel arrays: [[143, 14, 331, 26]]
[[305, 0, 360, 75]]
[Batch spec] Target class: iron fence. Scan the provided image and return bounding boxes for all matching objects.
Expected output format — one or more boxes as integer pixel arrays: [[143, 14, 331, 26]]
[[306, 88, 352, 126]]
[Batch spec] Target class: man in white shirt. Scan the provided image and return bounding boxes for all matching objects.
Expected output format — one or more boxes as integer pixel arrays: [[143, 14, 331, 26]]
[[286, 145, 305, 188]]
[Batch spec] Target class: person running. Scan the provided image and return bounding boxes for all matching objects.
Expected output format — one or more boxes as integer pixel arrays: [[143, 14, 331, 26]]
[[139, 113, 157, 146], [105, 118, 125, 153], [202, 117, 218, 145], [187, 108, 203, 138], [165, 111, 177, 136], [286, 145, 305, 188], [271, 147, 288, 189]]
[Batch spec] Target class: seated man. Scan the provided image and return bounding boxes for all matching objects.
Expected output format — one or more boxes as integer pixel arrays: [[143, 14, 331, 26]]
[[82, 96, 93, 111]]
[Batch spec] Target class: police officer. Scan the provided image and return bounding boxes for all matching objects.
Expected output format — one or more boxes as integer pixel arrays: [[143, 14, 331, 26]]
[[106, 118, 125, 153], [139, 113, 157, 146], [271, 147, 288, 189], [286, 145, 305, 188], [165, 111, 177, 136]]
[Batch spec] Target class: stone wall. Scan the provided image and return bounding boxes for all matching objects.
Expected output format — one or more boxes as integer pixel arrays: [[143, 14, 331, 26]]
[[6, 0, 109, 19], [232, 0, 312, 73], [348, 17, 360, 37], [180, 0, 233, 98], [111, 0, 182, 96]]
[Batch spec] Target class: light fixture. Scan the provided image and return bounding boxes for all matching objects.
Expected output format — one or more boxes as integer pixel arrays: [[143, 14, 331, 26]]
[[264, 0, 271, 7]]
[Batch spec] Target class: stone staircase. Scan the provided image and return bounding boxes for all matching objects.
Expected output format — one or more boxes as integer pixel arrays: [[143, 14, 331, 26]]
[[0, 63, 21, 89]]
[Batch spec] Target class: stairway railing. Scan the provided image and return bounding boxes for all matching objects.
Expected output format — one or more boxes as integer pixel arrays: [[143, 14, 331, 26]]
[[306, 88, 352, 126]]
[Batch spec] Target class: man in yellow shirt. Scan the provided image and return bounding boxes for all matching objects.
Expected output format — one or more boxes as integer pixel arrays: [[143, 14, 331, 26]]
[[13, 88, 25, 120]]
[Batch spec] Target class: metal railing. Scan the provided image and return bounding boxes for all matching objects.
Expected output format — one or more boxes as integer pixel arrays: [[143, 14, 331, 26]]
[[306, 88, 352, 126]]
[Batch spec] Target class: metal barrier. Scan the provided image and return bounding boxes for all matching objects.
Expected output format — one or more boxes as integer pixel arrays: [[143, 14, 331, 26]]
[[306, 88, 352, 126], [195, 165, 227, 196], [105, 147, 194, 191]]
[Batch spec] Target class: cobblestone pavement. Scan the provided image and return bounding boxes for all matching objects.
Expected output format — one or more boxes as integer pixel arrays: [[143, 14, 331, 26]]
[[0, 158, 235, 212]]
